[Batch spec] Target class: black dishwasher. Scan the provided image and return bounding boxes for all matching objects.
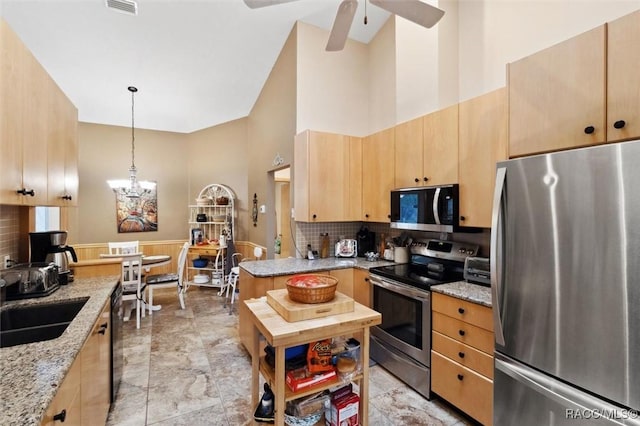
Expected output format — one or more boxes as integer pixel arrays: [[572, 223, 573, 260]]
[[110, 282, 123, 403]]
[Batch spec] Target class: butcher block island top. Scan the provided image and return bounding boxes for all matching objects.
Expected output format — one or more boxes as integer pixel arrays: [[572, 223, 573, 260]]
[[266, 289, 355, 322], [244, 296, 381, 424]]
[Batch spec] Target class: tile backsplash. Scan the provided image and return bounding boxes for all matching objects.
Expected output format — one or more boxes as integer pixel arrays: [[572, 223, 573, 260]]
[[0, 205, 20, 265]]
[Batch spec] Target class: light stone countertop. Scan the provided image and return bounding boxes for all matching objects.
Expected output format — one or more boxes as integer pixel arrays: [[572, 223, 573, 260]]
[[0, 276, 119, 426], [430, 280, 492, 307], [239, 257, 394, 277]]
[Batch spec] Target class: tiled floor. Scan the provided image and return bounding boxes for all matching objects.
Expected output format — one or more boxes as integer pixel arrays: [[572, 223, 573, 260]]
[[107, 287, 476, 426]]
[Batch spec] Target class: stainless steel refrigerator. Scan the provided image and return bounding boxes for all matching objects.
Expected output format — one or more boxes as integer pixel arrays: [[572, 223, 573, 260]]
[[491, 140, 640, 425]]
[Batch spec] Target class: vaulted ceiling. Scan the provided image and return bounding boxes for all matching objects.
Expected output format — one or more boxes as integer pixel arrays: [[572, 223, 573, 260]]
[[1, 0, 392, 133]]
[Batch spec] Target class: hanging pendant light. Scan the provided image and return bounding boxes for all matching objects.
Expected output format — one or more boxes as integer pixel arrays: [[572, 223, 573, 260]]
[[108, 85, 154, 197]]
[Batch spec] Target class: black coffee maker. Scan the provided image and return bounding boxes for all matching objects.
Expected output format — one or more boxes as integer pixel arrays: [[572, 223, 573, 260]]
[[29, 231, 78, 284]]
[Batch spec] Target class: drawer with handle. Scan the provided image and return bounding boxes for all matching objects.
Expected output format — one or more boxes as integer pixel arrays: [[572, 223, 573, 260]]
[[432, 331, 493, 379], [432, 292, 493, 331], [432, 311, 494, 354]]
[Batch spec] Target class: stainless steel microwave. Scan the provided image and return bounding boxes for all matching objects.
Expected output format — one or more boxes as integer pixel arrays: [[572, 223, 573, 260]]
[[390, 184, 459, 232]]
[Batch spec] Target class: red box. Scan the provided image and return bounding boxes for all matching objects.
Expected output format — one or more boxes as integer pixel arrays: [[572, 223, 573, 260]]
[[285, 367, 337, 392], [328, 392, 359, 426]]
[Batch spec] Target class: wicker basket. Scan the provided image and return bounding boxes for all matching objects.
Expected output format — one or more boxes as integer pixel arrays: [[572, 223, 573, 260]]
[[286, 274, 338, 304]]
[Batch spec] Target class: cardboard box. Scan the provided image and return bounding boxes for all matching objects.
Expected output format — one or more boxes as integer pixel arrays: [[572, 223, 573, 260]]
[[285, 367, 337, 392], [328, 392, 359, 426]]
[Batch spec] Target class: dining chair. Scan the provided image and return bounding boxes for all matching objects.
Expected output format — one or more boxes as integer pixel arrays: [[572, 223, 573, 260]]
[[223, 252, 242, 311], [108, 240, 140, 255], [119, 252, 146, 329], [144, 242, 189, 313]]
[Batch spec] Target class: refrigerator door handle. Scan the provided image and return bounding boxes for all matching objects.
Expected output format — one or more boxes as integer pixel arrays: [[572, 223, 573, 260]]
[[495, 353, 640, 425], [491, 166, 507, 346]]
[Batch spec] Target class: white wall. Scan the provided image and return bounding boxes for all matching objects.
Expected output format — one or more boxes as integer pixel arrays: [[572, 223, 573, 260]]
[[368, 18, 397, 133], [296, 22, 369, 136], [458, 0, 640, 102]]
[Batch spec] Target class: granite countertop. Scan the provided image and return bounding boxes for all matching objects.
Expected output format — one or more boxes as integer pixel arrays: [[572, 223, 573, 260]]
[[0, 276, 119, 426], [430, 281, 492, 307], [239, 257, 394, 277]]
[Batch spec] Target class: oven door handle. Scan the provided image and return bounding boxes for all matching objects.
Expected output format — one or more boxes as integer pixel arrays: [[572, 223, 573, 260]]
[[370, 275, 430, 301]]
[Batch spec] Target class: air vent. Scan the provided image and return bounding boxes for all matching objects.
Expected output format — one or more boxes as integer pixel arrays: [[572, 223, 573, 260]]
[[105, 0, 138, 15]]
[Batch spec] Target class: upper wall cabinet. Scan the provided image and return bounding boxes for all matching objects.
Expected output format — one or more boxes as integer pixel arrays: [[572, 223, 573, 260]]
[[0, 19, 78, 207], [362, 128, 394, 223], [508, 25, 606, 157], [394, 105, 458, 188], [458, 88, 508, 228], [607, 10, 640, 142], [294, 130, 361, 222]]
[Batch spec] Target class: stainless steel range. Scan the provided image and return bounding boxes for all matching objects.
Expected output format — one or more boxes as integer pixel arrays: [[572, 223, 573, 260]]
[[368, 239, 478, 399]]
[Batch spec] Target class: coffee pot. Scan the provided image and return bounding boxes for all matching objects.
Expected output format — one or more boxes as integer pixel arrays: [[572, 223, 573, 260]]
[[29, 231, 77, 284]]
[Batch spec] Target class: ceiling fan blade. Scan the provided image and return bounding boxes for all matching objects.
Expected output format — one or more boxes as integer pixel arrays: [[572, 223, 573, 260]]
[[243, 0, 300, 9], [370, 0, 445, 29], [326, 0, 358, 52]]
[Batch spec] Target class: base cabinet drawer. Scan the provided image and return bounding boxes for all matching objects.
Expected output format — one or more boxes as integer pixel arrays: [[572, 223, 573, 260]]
[[432, 311, 494, 354], [431, 351, 493, 425], [432, 292, 493, 331], [432, 331, 494, 379], [41, 357, 81, 426]]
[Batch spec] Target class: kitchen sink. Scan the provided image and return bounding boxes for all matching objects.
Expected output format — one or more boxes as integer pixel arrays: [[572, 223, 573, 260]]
[[0, 298, 89, 348]]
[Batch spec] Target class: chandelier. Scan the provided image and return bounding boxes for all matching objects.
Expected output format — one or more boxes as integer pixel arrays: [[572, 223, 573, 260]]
[[107, 86, 155, 198]]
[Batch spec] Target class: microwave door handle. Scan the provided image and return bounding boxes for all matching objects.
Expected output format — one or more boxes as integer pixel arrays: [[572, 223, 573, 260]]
[[433, 187, 441, 224], [491, 166, 507, 346]]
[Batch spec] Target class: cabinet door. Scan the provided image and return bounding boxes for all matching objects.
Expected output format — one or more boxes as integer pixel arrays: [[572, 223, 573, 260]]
[[394, 116, 424, 188], [21, 42, 49, 206], [362, 128, 395, 222], [238, 270, 273, 353], [81, 301, 111, 425], [458, 88, 507, 228], [607, 10, 640, 142], [352, 268, 371, 308], [294, 130, 350, 222], [329, 268, 353, 298], [424, 104, 458, 186], [41, 357, 82, 426], [0, 20, 25, 205], [48, 83, 67, 205], [347, 136, 362, 221], [508, 25, 606, 157]]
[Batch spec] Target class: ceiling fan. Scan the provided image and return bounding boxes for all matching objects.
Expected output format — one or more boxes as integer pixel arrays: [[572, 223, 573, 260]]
[[243, 0, 445, 51]]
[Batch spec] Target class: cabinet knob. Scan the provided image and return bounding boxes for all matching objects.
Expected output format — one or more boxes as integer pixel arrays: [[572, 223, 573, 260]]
[[364, 278, 369, 282], [460, 216, 466, 221], [458, 329, 465, 336], [53, 409, 67, 422], [584, 126, 595, 135], [423, 177, 429, 182], [312, 214, 317, 219], [17, 188, 35, 196], [457, 374, 464, 381], [365, 214, 369, 219], [458, 307, 465, 314], [387, 214, 391, 219], [458, 351, 465, 359], [614, 120, 626, 129], [414, 178, 420, 183], [98, 322, 108, 335], [61, 195, 72, 201]]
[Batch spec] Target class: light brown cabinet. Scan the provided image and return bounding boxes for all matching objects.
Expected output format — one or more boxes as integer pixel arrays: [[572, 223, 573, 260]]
[[42, 299, 111, 426], [81, 300, 111, 425], [41, 356, 82, 426], [458, 88, 508, 228], [352, 268, 371, 308], [607, 10, 640, 142], [362, 128, 395, 222], [394, 106, 458, 189], [0, 18, 78, 206], [431, 292, 494, 425], [294, 130, 361, 222], [507, 11, 640, 158], [508, 24, 606, 157]]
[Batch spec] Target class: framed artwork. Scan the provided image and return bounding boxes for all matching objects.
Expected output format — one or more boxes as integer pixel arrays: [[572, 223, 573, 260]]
[[114, 183, 158, 233]]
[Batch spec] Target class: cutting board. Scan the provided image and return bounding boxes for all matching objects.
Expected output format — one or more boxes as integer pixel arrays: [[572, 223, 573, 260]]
[[266, 289, 354, 322]]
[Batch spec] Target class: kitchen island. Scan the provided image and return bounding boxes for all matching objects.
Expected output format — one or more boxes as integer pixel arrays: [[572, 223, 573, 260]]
[[238, 257, 392, 352], [0, 276, 119, 425]]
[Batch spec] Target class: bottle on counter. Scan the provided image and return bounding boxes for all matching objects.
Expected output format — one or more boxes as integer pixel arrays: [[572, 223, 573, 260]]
[[320, 233, 329, 258]]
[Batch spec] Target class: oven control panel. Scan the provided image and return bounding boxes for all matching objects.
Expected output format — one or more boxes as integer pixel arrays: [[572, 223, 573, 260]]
[[410, 239, 479, 262]]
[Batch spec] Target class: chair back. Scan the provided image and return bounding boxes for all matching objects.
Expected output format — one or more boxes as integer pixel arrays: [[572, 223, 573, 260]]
[[176, 242, 189, 283], [109, 241, 140, 255], [120, 253, 143, 294]]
